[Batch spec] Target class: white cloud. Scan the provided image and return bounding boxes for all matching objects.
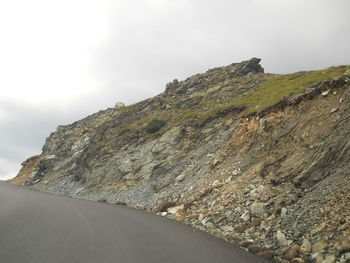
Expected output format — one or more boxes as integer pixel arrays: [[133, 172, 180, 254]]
[[0, 0, 109, 106], [0, 157, 22, 180]]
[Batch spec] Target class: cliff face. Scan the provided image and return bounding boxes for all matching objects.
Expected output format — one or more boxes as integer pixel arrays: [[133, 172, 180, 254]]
[[10, 59, 350, 262]]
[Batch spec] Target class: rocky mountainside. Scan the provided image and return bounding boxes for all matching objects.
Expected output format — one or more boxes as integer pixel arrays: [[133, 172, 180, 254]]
[[9, 58, 350, 263]]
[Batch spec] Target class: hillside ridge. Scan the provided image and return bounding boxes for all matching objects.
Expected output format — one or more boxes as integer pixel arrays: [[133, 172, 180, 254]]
[[9, 58, 350, 263]]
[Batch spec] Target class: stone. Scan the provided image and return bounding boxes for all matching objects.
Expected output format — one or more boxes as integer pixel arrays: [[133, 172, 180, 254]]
[[235, 206, 243, 213], [315, 253, 324, 263], [213, 159, 221, 166], [212, 180, 224, 188], [321, 254, 336, 263], [240, 211, 251, 222], [124, 173, 136, 180], [24, 180, 33, 186], [117, 158, 133, 175], [165, 79, 179, 92], [210, 200, 218, 208], [33, 178, 42, 184], [236, 57, 264, 76], [311, 222, 327, 235], [336, 238, 350, 253], [249, 219, 262, 228], [151, 143, 166, 154], [176, 174, 186, 182], [44, 154, 56, 160], [250, 202, 266, 217], [322, 90, 330, 96], [300, 238, 312, 254], [283, 244, 299, 260], [291, 258, 305, 263], [239, 240, 253, 247], [114, 102, 125, 109], [159, 126, 182, 145], [167, 204, 185, 215], [225, 176, 232, 183], [248, 188, 259, 198], [340, 252, 350, 263], [221, 225, 234, 232], [276, 230, 288, 247], [235, 225, 248, 233], [258, 119, 266, 132], [224, 209, 233, 217], [232, 169, 242, 176], [330, 107, 339, 114], [28, 172, 38, 179], [201, 217, 213, 228], [248, 245, 265, 254], [198, 213, 204, 221], [281, 207, 288, 217], [256, 250, 275, 260], [312, 241, 327, 253]]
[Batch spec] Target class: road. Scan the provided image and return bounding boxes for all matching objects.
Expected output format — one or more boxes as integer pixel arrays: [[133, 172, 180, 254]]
[[0, 182, 269, 263]]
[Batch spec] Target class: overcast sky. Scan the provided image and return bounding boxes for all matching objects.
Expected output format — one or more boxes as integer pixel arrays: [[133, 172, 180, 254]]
[[0, 0, 349, 180]]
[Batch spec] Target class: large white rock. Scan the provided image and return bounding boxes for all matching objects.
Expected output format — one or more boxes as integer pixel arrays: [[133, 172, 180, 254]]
[[114, 102, 125, 109], [167, 204, 185, 215]]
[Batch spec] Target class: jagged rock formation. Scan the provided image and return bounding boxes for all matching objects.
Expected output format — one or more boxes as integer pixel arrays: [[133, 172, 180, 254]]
[[9, 58, 350, 263]]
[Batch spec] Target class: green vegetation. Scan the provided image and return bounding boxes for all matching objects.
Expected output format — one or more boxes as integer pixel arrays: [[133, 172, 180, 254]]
[[207, 84, 221, 93], [169, 65, 349, 125], [225, 233, 243, 243], [172, 111, 200, 124], [91, 65, 350, 147], [145, 119, 166, 133], [235, 65, 349, 115]]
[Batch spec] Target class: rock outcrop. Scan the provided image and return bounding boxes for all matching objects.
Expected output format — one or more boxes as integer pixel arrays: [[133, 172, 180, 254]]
[[9, 58, 350, 263]]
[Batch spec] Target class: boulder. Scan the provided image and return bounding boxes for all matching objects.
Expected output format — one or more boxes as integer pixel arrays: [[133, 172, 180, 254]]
[[276, 230, 288, 247], [114, 102, 125, 109], [230, 58, 264, 76], [300, 238, 312, 254], [336, 238, 350, 253], [240, 211, 251, 222], [250, 202, 266, 217], [312, 241, 328, 253], [167, 204, 185, 215], [311, 222, 327, 235]]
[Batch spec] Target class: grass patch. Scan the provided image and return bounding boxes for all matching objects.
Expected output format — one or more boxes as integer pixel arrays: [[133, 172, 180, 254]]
[[233, 65, 349, 115], [207, 84, 221, 93], [91, 65, 350, 147], [171, 111, 200, 124], [145, 119, 166, 133], [226, 233, 243, 243]]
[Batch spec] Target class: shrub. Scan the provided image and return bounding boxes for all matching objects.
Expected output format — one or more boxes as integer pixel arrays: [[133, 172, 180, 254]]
[[145, 119, 166, 133]]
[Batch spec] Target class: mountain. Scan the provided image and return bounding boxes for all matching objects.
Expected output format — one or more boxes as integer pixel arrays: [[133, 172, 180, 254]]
[[9, 58, 350, 262]]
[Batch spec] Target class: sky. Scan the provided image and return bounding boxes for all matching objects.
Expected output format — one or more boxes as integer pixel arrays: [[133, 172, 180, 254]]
[[0, 0, 349, 180]]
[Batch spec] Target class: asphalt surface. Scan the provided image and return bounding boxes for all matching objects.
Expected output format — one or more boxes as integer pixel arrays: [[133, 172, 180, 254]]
[[0, 182, 269, 263]]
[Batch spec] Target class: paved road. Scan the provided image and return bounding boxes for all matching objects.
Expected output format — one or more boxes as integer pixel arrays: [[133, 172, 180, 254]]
[[0, 182, 269, 263]]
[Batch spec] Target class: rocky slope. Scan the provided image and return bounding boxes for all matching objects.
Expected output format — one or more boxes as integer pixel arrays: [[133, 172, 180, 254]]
[[9, 58, 350, 263]]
